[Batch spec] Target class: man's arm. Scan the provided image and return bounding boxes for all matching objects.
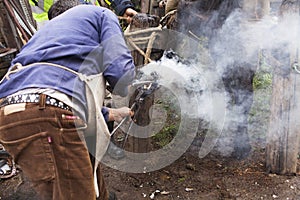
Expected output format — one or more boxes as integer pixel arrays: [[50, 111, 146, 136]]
[[102, 107, 133, 122], [99, 8, 136, 97], [103, 0, 137, 17]]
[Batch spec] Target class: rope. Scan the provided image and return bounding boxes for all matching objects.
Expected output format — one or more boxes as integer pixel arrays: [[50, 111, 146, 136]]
[[160, 9, 177, 26], [0, 62, 91, 84]]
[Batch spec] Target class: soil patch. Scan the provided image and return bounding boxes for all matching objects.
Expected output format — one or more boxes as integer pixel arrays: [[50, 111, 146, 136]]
[[1, 145, 299, 200]]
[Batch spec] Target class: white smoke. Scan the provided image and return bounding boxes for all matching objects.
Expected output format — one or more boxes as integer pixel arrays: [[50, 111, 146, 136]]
[[205, 6, 300, 156], [108, 6, 300, 169]]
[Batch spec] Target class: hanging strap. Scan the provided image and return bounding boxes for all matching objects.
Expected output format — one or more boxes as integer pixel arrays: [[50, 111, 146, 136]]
[[0, 62, 83, 83]]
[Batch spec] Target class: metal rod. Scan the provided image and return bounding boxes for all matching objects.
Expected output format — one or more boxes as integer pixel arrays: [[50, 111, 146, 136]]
[[3, 0, 29, 42], [121, 120, 134, 149], [109, 116, 128, 136], [9, 0, 36, 35]]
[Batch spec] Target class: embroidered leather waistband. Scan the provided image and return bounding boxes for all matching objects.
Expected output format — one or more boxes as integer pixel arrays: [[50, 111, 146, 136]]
[[0, 93, 71, 111]]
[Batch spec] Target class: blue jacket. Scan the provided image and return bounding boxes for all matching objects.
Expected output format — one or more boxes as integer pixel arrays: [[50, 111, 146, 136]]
[[0, 5, 135, 120]]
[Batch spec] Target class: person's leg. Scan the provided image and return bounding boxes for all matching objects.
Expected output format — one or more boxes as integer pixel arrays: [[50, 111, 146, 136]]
[[96, 164, 110, 200], [52, 106, 96, 199]]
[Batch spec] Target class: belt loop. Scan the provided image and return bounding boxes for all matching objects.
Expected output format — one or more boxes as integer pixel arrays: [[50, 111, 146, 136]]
[[39, 94, 46, 110]]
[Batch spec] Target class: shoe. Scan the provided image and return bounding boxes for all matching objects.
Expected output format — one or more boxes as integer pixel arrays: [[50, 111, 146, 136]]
[[109, 191, 117, 200], [107, 143, 125, 160]]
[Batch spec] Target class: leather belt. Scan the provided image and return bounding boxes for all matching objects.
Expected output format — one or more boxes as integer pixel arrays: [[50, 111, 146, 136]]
[[0, 93, 72, 111]]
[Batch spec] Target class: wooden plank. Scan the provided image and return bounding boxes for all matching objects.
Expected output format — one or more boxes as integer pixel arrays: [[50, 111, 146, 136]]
[[266, 48, 300, 174], [266, 76, 300, 174], [265, 0, 300, 175]]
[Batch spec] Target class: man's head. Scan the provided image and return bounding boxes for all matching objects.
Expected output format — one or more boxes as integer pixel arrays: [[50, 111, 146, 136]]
[[48, 0, 82, 20]]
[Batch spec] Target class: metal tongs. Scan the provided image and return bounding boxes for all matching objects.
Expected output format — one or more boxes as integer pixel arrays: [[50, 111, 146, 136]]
[[110, 80, 160, 148]]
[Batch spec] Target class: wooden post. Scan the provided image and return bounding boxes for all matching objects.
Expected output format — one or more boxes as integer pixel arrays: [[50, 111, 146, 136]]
[[126, 89, 154, 153], [243, 0, 270, 19], [266, 0, 300, 174], [124, 14, 161, 153], [140, 0, 150, 14], [266, 51, 300, 174], [260, 0, 270, 17]]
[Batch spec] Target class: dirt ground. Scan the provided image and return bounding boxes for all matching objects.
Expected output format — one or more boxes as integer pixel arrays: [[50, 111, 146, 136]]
[[0, 141, 299, 200], [104, 147, 300, 200]]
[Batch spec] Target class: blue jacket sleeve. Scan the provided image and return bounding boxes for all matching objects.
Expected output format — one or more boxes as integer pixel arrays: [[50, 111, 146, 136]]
[[99, 9, 136, 97], [102, 107, 110, 122], [103, 0, 135, 16]]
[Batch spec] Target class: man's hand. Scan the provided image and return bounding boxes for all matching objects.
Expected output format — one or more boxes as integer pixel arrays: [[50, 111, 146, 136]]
[[108, 107, 134, 122], [123, 8, 137, 23]]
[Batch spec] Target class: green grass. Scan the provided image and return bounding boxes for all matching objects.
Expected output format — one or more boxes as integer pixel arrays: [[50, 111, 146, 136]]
[[151, 92, 181, 148], [249, 50, 273, 147], [152, 124, 179, 147]]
